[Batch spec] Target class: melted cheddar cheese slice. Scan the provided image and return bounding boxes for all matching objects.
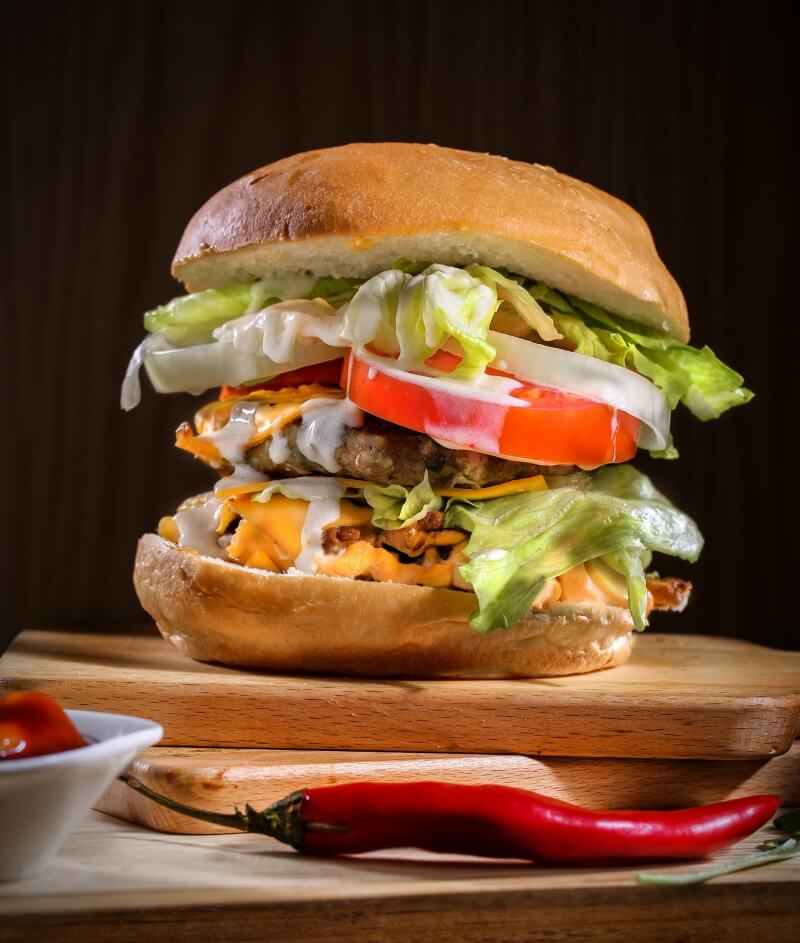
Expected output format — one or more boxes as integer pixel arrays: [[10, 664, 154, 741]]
[[176, 385, 343, 468], [225, 494, 371, 572]]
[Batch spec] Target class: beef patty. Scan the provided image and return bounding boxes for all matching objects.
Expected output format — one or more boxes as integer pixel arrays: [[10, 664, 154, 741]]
[[246, 415, 572, 488]]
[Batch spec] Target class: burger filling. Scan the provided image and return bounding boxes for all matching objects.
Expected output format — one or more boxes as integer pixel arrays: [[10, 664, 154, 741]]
[[125, 261, 751, 633]]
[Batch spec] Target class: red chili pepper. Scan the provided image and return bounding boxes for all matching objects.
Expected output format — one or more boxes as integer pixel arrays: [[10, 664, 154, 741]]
[[120, 776, 780, 864], [0, 691, 86, 760]]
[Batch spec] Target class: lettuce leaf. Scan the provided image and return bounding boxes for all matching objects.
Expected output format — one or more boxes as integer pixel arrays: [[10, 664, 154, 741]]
[[445, 465, 702, 633], [466, 265, 561, 341], [602, 548, 651, 631], [309, 276, 363, 305], [144, 274, 319, 345], [144, 284, 254, 344], [548, 296, 753, 422], [363, 473, 442, 530], [141, 266, 751, 429], [144, 274, 361, 345], [343, 265, 499, 379]]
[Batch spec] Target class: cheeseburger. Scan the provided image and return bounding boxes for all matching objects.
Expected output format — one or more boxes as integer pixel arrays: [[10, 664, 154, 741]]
[[122, 143, 751, 678]]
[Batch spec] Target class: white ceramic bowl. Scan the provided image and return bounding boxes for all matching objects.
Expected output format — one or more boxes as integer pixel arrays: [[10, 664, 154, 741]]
[[0, 708, 162, 880]]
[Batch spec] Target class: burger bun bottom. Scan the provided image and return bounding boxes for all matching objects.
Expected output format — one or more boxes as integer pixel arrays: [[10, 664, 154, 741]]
[[134, 534, 635, 679]]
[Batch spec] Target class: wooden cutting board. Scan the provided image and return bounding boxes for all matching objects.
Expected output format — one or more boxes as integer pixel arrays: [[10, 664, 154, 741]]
[[97, 742, 800, 834], [2, 811, 798, 942], [2, 628, 799, 759]]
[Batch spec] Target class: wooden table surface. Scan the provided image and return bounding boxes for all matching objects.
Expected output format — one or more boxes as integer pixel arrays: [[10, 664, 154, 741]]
[[4, 629, 799, 759], [1, 810, 798, 942]]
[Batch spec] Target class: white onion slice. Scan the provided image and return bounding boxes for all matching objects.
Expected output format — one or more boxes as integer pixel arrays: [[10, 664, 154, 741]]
[[144, 339, 343, 396], [120, 300, 349, 409], [488, 331, 670, 450]]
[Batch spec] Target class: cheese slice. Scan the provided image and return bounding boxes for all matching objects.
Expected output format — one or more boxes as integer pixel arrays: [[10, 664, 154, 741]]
[[216, 474, 548, 501], [177, 386, 343, 468], [159, 491, 636, 609], [224, 494, 372, 573], [316, 540, 461, 588], [435, 476, 547, 499]]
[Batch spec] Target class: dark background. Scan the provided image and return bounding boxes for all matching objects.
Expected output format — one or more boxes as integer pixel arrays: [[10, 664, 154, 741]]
[[2, 0, 797, 652]]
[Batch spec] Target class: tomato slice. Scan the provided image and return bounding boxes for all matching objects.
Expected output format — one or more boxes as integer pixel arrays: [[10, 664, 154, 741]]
[[220, 359, 344, 400], [343, 350, 639, 466]]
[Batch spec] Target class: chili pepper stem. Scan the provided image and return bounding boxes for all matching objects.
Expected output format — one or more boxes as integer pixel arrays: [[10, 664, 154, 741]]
[[118, 774, 307, 848]]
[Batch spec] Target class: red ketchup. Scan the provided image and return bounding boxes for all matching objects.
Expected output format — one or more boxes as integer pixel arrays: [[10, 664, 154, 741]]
[[0, 691, 86, 760]]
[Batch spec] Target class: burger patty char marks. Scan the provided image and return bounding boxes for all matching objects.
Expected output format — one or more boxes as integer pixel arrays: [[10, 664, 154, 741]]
[[247, 415, 573, 487]]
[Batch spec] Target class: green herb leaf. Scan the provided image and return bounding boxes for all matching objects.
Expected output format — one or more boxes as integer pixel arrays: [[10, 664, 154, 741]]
[[637, 837, 799, 886]]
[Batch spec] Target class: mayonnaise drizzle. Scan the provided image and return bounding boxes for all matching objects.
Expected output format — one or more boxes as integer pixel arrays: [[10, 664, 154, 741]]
[[297, 397, 364, 473], [215, 300, 347, 358], [199, 393, 363, 476], [355, 347, 524, 405], [256, 477, 345, 573], [199, 401, 260, 464], [268, 426, 291, 464], [213, 462, 265, 496], [173, 497, 227, 559]]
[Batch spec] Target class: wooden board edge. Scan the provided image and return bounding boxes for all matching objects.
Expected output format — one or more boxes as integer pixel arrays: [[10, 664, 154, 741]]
[[97, 744, 800, 834]]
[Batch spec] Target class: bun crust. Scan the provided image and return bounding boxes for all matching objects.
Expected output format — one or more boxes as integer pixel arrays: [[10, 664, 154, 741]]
[[134, 534, 635, 679], [173, 143, 688, 341]]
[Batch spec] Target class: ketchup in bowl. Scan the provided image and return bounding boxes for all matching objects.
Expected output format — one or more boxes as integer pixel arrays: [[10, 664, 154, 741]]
[[0, 691, 86, 760]]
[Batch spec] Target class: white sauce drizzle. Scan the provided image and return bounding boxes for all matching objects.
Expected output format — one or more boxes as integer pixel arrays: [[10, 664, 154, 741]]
[[213, 463, 265, 496], [199, 401, 260, 465], [268, 426, 291, 464], [355, 347, 524, 405], [296, 397, 364, 473], [257, 478, 345, 573], [216, 300, 347, 359], [609, 408, 620, 464], [173, 497, 227, 559], [201, 392, 363, 480]]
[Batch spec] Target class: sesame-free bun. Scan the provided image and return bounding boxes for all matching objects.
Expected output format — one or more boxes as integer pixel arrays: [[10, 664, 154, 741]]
[[173, 142, 688, 341], [134, 534, 635, 679]]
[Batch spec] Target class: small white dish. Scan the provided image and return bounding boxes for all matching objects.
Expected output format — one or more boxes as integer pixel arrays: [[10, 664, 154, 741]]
[[0, 708, 162, 880]]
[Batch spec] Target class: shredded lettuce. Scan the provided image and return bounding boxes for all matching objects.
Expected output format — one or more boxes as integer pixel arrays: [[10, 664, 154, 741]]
[[546, 294, 753, 423], [145, 274, 360, 345], [466, 265, 561, 342], [343, 264, 499, 379], [144, 284, 255, 344], [444, 465, 702, 633], [139, 265, 750, 432], [603, 548, 651, 631], [363, 473, 442, 530], [391, 258, 431, 276], [309, 276, 363, 305]]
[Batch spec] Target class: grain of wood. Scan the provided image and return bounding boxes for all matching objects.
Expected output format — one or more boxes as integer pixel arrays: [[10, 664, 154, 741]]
[[96, 742, 800, 834], [0, 811, 797, 942], [1, 629, 798, 759]]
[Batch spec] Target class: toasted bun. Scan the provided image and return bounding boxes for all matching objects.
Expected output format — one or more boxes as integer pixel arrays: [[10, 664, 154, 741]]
[[173, 143, 688, 341], [134, 534, 635, 679]]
